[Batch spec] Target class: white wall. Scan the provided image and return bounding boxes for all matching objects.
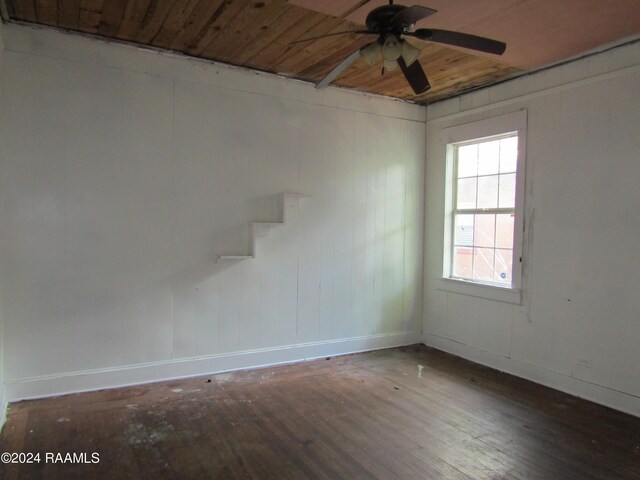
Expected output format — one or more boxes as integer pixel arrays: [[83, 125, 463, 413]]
[[0, 19, 6, 426], [423, 41, 640, 416], [0, 24, 426, 400]]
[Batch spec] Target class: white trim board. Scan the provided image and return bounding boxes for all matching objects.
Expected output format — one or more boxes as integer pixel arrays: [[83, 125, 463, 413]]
[[424, 334, 640, 418], [0, 400, 7, 432], [6, 332, 422, 402]]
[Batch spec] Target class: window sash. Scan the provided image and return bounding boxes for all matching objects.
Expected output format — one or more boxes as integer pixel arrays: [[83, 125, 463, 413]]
[[450, 212, 516, 286], [449, 133, 518, 287]]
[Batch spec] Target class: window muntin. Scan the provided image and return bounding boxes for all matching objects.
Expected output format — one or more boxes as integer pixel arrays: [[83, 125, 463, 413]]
[[450, 134, 518, 287]]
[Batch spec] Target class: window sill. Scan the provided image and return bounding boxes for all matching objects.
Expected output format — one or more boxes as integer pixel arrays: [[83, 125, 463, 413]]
[[436, 277, 522, 305]]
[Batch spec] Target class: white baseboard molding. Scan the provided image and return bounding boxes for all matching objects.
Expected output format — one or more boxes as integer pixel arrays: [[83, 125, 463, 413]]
[[7, 331, 422, 402], [424, 333, 640, 418], [0, 399, 7, 432], [0, 382, 7, 431]]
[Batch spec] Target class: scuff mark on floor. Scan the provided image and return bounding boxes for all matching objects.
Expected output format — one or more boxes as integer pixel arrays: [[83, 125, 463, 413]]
[[126, 421, 174, 446]]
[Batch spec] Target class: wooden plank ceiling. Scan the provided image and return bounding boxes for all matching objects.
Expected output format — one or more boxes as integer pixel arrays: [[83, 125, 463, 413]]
[[4, 0, 640, 103]]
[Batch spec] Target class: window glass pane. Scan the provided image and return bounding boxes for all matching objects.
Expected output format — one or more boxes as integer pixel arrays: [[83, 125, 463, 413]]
[[477, 175, 499, 208], [498, 173, 516, 208], [496, 214, 515, 249], [457, 145, 477, 178], [494, 249, 513, 285], [478, 140, 500, 175], [453, 247, 473, 279], [456, 177, 477, 209], [454, 214, 474, 246], [474, 214, 495, 248], [499, 136, 518, 173], [473, 248, 495, 282]]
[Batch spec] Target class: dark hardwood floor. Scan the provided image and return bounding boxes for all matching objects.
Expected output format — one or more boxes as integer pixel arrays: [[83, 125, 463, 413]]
[[1, 345, 639, 479]]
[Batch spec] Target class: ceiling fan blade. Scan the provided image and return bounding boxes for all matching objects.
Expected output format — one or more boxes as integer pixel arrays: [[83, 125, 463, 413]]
[[290, 30, 374, 45], [409, 29, 506, 55], [391, 5, 437, 29], [316, 45, 367, 89], [397, 56, 430, 94]]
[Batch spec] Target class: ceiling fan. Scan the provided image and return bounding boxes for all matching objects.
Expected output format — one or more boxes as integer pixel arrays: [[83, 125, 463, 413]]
[[294, 1, 507, 95]]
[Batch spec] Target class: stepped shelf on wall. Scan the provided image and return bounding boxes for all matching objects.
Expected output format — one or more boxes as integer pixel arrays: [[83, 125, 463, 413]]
[[217, 193, 308, 262]]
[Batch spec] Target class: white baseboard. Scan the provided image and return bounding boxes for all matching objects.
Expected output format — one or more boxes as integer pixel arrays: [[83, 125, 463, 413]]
[[425, 333, 640, 418], [0, 395, 7, 432], [6, 331, 422, 402]]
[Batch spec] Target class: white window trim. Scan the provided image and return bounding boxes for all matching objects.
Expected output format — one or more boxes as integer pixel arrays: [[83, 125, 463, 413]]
[[439, 109, 527, 305]]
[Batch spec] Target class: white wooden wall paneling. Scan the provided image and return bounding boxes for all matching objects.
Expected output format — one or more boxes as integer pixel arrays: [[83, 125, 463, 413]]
[[0, 26, 426, 400], [423, 42, 640, 417]]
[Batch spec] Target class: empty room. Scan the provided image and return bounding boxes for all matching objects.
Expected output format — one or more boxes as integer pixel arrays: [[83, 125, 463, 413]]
[[0, 1, 639, 478]]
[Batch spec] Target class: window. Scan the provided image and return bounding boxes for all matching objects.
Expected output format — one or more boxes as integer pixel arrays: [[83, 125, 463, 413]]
[[441, 111, 526, 304], [452, 135, 517, 285]]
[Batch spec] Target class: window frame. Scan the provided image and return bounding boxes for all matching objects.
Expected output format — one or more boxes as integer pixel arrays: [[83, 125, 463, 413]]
[[440, 110, 527, 304]]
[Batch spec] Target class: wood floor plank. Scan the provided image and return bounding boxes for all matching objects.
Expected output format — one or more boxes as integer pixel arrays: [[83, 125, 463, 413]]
[[1, 345, 640, 480]]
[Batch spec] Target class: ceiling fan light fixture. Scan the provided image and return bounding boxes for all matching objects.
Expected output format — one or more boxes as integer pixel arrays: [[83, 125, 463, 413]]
[[401, 40, 421, 67], [382, 35, 402, 61], [361, 42, 382, 66], [382, 59, 399, 72]]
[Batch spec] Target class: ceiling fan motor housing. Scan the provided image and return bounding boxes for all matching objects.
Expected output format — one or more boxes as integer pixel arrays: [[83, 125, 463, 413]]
[[365, 5, 407, 34]]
